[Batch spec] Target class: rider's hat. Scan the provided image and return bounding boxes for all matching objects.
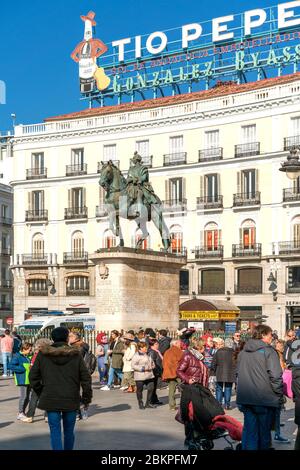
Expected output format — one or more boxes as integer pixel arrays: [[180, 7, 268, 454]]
[[132, 151, 142, 163]]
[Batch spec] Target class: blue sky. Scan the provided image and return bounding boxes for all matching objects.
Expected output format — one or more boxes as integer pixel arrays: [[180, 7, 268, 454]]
[[0, 0, 283, 131]]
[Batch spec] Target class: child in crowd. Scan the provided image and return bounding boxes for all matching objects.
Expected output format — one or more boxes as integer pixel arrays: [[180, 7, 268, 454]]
[[8, 342, 33, 421]]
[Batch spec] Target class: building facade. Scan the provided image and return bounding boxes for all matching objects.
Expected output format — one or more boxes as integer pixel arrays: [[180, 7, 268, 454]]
[[9, 73, 300, 335], [0, 183, 13, 327]]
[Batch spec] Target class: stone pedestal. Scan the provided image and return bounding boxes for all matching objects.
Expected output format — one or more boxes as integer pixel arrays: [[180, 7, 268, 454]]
[[89, 247, 187, 331]]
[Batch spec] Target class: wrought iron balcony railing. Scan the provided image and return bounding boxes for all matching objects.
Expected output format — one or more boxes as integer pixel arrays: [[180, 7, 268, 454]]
[[194, 245, 224, 259], [232, 243, 262, 257], [0, 217, 12, 225], [66, 164, 87, 176], [1, 280, 12, 288], [283, 187, 300, 202], [198, 147, 223, 162], [97, 161, 120, 172], [28, 289, 48, 296], [0, 304, 12, 311], [26, 168, 47, 179], [278, 241, 300, 255], [197, 195, 223, 210], [199, 286, 225, 295], [168, 247, 188, 257], [233, 192, 261, 207], [22, 254, 48, 265], [162, 199, 187, 212], [0, 248, 11, 256], [95, 205, 108, 218], [234, 285, 262, 294], [66, 288, 90, 296], [63, 252, 89, 264], [284, 135, 300, 151], [141, 155, 153, 168], [64, 206, 88, 220], [163, 152, 187, 166], [235, 142, 260, 158], [25, 210, 48, 222]]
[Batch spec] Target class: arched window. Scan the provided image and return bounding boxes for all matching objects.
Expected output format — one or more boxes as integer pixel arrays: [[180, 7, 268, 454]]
[[240, 219, 256, 248], [32, 233, 44, 257], [203, 222, 221, 250], [170, 224, 183, 254], [103, 229, 116, 249], [72, 231, 84, 255], [292, 215, 300, 247]]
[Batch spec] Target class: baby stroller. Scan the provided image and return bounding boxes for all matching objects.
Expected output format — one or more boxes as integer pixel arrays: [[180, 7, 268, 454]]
[[177, 383, 242, 451]]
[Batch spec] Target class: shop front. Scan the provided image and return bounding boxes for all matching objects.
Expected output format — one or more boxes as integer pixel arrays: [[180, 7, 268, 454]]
[[179, 299, 240, 332]]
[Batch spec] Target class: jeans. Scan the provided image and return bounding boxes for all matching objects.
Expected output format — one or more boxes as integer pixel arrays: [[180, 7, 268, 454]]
[[47, 411, 77, 451], [107, 367, 123, 387], [274, 407, 281, 435], [240, 405, 276, 450], [216, 382, 233, 406], [97, 356, 107, 382], [27, 389, 39, 418], [19, 385, 31, 414], [2, 352, 12, 376]]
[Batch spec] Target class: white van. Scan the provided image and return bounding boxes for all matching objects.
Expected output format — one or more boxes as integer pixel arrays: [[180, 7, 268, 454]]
[[17, 313, 95, 336]]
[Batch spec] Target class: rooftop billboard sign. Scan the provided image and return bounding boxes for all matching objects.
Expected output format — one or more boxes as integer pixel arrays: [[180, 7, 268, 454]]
[[71, 2, 300, 105]]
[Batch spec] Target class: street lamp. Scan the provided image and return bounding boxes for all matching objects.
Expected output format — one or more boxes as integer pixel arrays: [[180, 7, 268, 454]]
[[279, 147, 300, 180]]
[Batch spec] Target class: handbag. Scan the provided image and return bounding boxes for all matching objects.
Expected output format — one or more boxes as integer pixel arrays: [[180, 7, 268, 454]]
[[282, 368, 293, 398]]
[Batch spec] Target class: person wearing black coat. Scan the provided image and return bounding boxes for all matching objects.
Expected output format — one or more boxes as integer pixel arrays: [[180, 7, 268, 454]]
[[158, 329, 171, 355], [148, 339, 163, 406], [210, 338, 236, 410], [29, 327, 92, 451]]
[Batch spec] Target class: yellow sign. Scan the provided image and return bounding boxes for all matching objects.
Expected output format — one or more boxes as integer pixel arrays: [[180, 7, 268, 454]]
[[219, 313, 239, 320], [180, 310, 239, 321]]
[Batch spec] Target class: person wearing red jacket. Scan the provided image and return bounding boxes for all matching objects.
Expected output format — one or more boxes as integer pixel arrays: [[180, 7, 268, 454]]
[[176, 339, 209, 387]]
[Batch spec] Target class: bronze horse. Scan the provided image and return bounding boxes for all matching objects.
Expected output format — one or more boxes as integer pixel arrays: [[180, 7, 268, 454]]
[[98, 160, 170, 250]]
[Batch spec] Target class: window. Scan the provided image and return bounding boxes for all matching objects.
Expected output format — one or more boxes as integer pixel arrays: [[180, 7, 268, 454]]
[[237, 267, 262, 294], [71, 149, 84, 167], [292, 117, 300, 136], [103, 230, 116, 248], [1, 205, 8, 218], [2, 234, 8, 250], [292, 216, 300, 246], [31, 152, 44, 170], [68, 188, 85, 208], [205, 130, 219, 148], [28, 191, 44, 212], [29, 279, 47, 296], [170, 225, 183, 253], [242, 125, 256, 143], [1, 265, 7, 281], [169, 178, 183, 202], [240, 219, 256, 248], [103, 144, 116, 162], [72, 231, 84, 254], [180, 270, 189, 295], [288, 266, 300, 291], [169, 136, 183, 154], [203, 222, 221, 250], [242, 170, 256, 197], [200, 269, 225, 294], [205, 174, 219, 201], [1, 294, 7, 306], [32, 233, 44, 257], [136, 140, 149, 157], [67, 276, 89, 294]]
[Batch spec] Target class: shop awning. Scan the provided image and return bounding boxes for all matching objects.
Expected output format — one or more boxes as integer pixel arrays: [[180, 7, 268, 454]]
[[179, 299, 240, 321]]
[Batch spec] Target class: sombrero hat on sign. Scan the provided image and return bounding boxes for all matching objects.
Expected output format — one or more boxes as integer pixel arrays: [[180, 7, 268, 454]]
[[80, 11, 96, 26]]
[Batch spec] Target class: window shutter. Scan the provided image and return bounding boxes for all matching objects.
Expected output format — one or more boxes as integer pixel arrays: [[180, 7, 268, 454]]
[[182, 177, 186, 200], [28, 192, 32, 211], [82, 188, 86, 207], [239, 227, 243, 245], [255, 169, 259, 193], [217, 174, 221, 196], [199, 175, 204, 198], [41, 191, 44, 211], [68, 189, 72, 209], [237, 171, 241, 194], [200, 230, 204, 248], [165, 179, 170, 201]]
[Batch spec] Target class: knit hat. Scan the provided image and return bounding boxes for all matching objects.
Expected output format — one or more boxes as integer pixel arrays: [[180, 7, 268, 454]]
[[96, 332, 108, 344]]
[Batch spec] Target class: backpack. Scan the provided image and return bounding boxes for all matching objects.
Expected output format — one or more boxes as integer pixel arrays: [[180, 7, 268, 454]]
[[83, 350, 97, 374]]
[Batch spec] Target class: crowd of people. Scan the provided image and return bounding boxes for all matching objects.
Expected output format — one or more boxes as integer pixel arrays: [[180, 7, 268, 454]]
[[1, 324, 300, 451]]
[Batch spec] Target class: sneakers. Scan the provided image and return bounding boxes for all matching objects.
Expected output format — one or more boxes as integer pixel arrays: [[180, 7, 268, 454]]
[[21, 417, 33, 423], [170, 407, 177, 411], [17, 413, 26, 420], [113, 384, 121, 389], [2, 374, 7, 378], [100, 385, 111, 391], [274, 434, 290, 444], [120, 386, 128, 391]]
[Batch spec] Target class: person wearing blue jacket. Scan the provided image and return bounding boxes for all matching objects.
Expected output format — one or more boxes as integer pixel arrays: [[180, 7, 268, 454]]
[[8, 342, 33, 421]]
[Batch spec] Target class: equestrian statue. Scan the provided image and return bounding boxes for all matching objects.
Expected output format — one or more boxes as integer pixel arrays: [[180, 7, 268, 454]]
[[98, 152, 171, 251]]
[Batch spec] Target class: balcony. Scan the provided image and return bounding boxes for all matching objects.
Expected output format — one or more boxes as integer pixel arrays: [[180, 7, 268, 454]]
[[232, 244, 262, 257], [26, 168, 47, 180], [95, 205, 108, 218], [284, 135, 300, 151], [97, 161, 119, 172], [64, 206, 88, 220], [234, 142, 260, 158], [0, 304, 12, 311], [141, 155, 153, 168], [278, 241, 300, 256], [22, 254, 48, 265], [234, 285, 262, 294], [198, 147, 223, 162], [28, 289, 48, 296], [0, 248, 11, 256], [194, 245, 224, 259], [233, 192, 261, 207], [197, 195, 223, 210], [0, 216, 12, 226], [283, 188, 300, 203], [25, 210, 48, 222], [169, 247, 188, 257], [63, 252, 89, 264], [66, 288, 90, 296], [66, 164, 87, 176], [162, 199, 187, 212], [163, 152, 187, 166], [199, 286, 225, 295], [1, 280, 12, 288]]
